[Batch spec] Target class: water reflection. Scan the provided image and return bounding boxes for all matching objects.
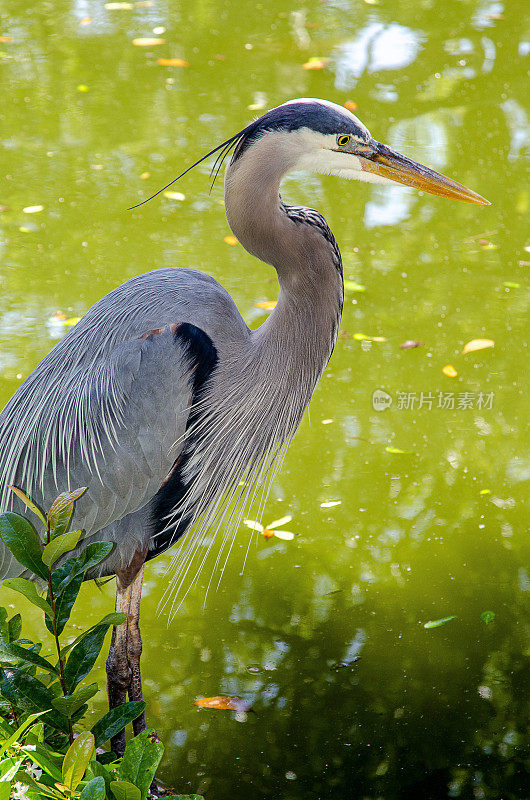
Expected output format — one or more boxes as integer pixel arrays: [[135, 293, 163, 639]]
[[334, 23, 422, 89]]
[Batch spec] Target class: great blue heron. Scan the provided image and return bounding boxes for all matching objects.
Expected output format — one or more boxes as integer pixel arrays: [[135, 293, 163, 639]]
[[0, 98, 488, 753]]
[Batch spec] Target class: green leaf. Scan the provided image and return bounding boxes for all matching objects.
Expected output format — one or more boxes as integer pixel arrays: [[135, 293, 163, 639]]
[[91, 701, 146, 749], [480, 610, 495, 625], [63, 624, 112, 693], [7, 485, 47, 526], [0, 641, 59, 674], [47, 488, 86, 539], [0, 607, 7, 642], [62, 731, 95, 791], [118, 729, 163, 800], [21, 741, 63, 782], [0, 673, 68, 733], [46, 571, 84, 637], [0, 756, 23, 783], [0, 512, 47, 579], [80, 777, 106, 800], [52, 683, 98, 716], [110, 780, 142, 800], [423, 616, 457, 629], [0, 783, 9, 800], [60, 613, 126, 658], [2, 578, 53, 617], [0, 709, 48, 758], [46, 543, 114, 636], [8, 613, 22, 642], [42, 530, 83, 567]]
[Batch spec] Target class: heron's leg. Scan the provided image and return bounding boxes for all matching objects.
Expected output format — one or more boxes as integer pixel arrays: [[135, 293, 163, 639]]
[[125, 564, 147, 736], [106, 554, 147, 757]]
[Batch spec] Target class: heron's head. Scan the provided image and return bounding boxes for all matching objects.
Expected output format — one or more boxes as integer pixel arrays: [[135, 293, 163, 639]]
[[129, 97, 489, 209], [228, 98, 489, 205]]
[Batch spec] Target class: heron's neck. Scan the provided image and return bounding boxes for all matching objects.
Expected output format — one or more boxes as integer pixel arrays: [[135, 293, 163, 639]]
[[224, 149, 344, 390]]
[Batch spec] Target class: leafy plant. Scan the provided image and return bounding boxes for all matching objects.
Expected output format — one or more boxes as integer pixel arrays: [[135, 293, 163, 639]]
[[0, 488, 202, 800]]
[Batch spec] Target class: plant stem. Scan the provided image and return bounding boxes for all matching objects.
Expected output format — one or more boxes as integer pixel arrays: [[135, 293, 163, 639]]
[[47, 567, 74, 744]]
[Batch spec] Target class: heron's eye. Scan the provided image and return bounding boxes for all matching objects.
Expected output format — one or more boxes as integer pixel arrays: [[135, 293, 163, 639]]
[[337, 134, 351, 147]]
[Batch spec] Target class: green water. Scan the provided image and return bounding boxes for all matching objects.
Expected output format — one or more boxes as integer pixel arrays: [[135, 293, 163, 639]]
[[1, 1, 528, 797]]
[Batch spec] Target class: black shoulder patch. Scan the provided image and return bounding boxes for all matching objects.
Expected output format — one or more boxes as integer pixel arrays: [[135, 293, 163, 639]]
[[147, 323, 218, 561]]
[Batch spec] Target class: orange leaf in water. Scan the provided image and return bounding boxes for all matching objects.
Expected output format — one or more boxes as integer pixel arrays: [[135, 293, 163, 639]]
[[442, 364, 458, 378], [80, 17, 92, 25], [462, 339, 494, 355], [132, 37, 165, 46], [194, 696, 251, 712], [157, 57, 189, 66], [255, 300, 277, 310], [344, 100, 358, 111], [224, 235, 238, 246], [0, 36, 13, 43], [302, 57, 329, 70]]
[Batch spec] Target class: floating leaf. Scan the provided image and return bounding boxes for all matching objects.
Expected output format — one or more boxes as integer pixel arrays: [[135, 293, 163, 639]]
[[353, 333, 386, 342], [503, 281, 520, 289], [0, 512, 47, 579], [132, 37, 165, 46], [157, 58, 188, 66], [320, 500, 341, 508], [400, 340, 423, 350], [22, 205, 44, 214], [42, 530, 83, 567], [194, 696, 251, 712], [91, 701, 146, 748], [462, 339, 494, 355], [118, 729, 163, 800], [480, 610, 495, 625], [254, 300, 276, 310], [224, 235, 238, 246], [385, 446, 413, 454], [3, 578, 53, 617], [344, 100, 358, 111], [302, 57, 329, 70], [77, 84, 90, 92], [0, 36, 13, 43], [480, 489, 491, 495], [47, 487, 86, 539], [344, 280, 365, 292], [423, 616, 456, 629], [163, 191, 186, 201], [442, 364, 458, 377], [62, 732, 95, 792], [8, 486, 46, 525]]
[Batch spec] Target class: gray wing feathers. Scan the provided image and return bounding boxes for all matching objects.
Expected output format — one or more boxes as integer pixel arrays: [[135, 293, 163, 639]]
[[0, 326, 194, 578]]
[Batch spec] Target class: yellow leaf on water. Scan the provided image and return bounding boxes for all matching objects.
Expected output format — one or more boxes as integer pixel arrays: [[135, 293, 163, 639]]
[[302, 57, 329, 70], [443, 364, 458, 377], [80, 17, 92, 25], [255, 300, 277, 310], [224, 235, 238, 246], [0, 36, 13, 43], [344, 100, 358, 111], [194, 696, 251, 712], [462, 339, 494, 355], [157, 57, 189, 66], [23, 205, 44, 214], [132, 37, 165, 46]]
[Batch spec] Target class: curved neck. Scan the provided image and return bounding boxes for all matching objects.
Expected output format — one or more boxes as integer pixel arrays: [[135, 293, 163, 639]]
[[224, 137, 344, 386]]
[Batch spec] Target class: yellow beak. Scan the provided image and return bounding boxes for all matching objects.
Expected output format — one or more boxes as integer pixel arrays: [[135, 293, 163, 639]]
[[359, 140, 490, 205]]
